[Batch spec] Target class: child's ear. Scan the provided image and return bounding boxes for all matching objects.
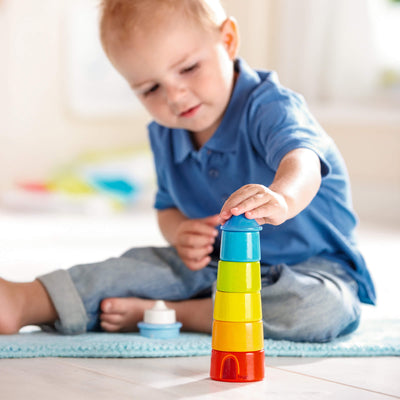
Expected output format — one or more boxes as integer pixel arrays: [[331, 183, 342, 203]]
[[220, 17, 240, 60]]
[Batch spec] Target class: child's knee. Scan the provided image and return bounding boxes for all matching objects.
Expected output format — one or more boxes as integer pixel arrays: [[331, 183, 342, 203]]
[[261, 266, 361, 342], [263, 295, 360, 342]]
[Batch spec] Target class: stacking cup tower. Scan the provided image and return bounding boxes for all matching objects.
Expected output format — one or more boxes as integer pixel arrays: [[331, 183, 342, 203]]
[[210, 215, 264, 382]]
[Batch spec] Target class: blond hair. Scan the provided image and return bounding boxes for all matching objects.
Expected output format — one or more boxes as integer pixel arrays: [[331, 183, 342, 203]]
[[99, 0, 227, 55]]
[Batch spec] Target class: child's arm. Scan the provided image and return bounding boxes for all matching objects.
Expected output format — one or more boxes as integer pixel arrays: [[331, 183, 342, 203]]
[[157, 208, 220, 270], [220, 148, 322, 226]]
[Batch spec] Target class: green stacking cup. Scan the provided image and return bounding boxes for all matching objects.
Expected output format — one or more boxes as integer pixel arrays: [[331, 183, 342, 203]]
[[217, 260, 261, 293]]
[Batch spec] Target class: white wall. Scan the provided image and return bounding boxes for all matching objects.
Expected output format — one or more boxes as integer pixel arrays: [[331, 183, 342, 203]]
[[0, 0, 150, 191]]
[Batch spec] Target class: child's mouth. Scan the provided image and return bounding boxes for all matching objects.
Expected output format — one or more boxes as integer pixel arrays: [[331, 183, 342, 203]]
[[180, 104, 201, 118]]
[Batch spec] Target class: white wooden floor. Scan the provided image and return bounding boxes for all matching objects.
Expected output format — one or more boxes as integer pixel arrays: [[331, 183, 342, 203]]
[[0, 209, 399, 399], [1, 356, 399, 399]]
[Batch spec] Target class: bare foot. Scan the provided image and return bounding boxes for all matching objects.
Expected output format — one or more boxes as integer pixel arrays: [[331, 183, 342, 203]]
[[100, 298, 155, 332], [0, 278, 57, 334], [0, 278, 26, 334], [100, 297, 213, 333]]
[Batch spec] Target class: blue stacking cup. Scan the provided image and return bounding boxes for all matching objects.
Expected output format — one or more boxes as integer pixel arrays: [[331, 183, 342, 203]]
[[220, 215, 262, 262]]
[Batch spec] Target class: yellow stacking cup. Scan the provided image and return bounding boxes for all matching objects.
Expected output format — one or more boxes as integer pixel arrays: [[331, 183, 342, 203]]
[[217, 261, 261, 293], [214, 291, 262, 322], [212, 320, 264, 352]]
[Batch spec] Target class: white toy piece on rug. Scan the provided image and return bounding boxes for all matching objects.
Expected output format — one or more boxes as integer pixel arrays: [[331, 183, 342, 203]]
[[138, 300, 182, 339]]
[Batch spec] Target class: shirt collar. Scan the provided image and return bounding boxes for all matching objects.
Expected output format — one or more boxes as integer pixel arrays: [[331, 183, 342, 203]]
[[173, 58, 261, 163]]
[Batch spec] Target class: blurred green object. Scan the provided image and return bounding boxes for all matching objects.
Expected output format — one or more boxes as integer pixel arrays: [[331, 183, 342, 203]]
[[381, 69, 400, 87]]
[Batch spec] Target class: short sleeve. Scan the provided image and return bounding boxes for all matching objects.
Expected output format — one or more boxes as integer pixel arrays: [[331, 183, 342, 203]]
[[148, 123, 176, 210], [250, 88, 331, 178]]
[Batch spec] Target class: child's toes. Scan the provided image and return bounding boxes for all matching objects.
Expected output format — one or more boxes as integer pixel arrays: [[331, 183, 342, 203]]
[[101, 298, 123, 314], [100, 320, 122, 332], [100, 312, 123, 324]]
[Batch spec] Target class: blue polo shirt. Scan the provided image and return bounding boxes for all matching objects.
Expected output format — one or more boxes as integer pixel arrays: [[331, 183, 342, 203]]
[[148, 58, 376, 305]]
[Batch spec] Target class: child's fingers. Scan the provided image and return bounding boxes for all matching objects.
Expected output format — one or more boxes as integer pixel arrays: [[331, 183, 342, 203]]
[[220, 185, 260, 214], [184, 255, 212, 271], [245, 196, 288, 226], [177, 240, 214, 270], [179, 244, 214, 261], [231, 193, 272, 216], [221, 185, 271, 217], [178, 233, 215, 248], [202, 214, 222, 227], [244, 204, 275, 222], [181, 220, 219, 237]]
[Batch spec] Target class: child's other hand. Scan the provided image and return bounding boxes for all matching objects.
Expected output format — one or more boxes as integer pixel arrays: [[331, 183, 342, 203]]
[[174, 215, 220, 271], [219, 184, 289, 226]]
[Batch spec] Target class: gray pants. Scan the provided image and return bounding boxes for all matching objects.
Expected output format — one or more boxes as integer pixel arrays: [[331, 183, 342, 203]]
[[39, 246, 361, 342]]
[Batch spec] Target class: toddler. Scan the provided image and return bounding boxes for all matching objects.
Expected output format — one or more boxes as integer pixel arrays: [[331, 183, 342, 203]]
[[0, 0, 375, 342]]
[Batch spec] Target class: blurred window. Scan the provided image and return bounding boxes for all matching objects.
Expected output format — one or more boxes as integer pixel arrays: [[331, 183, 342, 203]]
[[372, 0, 400, 95]]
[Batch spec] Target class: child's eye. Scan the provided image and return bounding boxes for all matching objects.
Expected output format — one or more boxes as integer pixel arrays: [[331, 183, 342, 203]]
[[144, 84, 159, 96], [181, 63, 199, 74]]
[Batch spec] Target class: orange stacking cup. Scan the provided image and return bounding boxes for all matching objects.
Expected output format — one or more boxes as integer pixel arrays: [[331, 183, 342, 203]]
[[212, 320, 264, 352]]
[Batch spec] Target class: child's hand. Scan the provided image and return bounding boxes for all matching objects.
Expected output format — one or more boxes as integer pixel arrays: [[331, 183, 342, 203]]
[[219, 184, 289, 226], [174, 215, 220, 271]]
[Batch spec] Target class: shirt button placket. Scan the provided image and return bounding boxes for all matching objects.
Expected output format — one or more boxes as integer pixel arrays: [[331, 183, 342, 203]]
[[208, 169, 219, 178]]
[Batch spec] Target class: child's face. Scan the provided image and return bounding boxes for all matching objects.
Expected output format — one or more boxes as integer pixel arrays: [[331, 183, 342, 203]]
[[107, 14, 238, 142]]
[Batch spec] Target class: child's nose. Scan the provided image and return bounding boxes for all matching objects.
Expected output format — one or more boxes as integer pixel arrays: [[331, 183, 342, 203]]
[[165, 83, 187, 108]]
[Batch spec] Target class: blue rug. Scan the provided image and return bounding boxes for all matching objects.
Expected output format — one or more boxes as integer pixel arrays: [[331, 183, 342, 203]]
[[0, 318, 399, 359]]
